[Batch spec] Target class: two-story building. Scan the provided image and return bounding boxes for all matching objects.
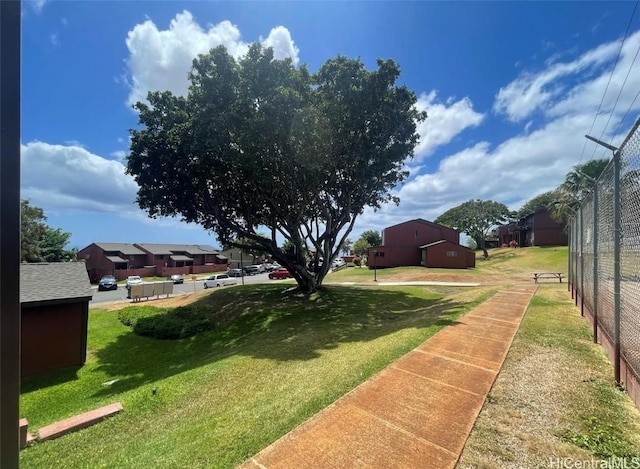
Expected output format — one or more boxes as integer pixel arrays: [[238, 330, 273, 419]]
[[498, 209, 567, 247], [367, 219, 475, 269], [77, 243, 228, 281]]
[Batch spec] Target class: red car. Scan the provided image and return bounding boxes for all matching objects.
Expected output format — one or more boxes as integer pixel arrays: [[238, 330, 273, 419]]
[[269, 267, 292, 280]]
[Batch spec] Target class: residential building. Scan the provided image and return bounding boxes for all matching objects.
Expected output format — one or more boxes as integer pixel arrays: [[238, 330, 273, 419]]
[[367, 219, 475, 269], [498, 209, 567, 247], [77, 242, 228, 281]]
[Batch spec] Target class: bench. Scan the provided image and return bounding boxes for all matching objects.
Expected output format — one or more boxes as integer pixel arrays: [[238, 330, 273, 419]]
[[533, 272, 565, 283]]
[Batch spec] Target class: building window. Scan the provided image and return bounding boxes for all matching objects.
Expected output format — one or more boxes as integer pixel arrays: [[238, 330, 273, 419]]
[[375, 251, 385, 257], [415, 230, 418, 239], [446, 251, 459, 257], [157, 255, 164, 260]]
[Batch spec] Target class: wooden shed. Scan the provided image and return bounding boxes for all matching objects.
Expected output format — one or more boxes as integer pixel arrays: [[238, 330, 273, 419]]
[[420, 240, 476, 269], [20, 263, 93, 377]]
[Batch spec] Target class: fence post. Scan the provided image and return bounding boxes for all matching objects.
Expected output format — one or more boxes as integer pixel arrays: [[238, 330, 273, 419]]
[[592, 186, 599, 343], [579, 207, 584, 316], [568, 222, 572, 293], [613, 150, 622, 386]]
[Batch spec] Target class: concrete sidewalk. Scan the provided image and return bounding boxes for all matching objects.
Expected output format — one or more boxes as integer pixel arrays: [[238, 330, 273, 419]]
[[239, 285, 538, 469]]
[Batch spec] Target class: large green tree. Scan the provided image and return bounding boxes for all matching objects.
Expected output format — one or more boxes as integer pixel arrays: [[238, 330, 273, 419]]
[[435, 199, 512, 259], [21, 199, 47, 262], [127, 44, 425, 294]]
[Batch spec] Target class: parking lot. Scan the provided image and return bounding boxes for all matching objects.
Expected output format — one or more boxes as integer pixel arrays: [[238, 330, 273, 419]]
[[91, 271, 278, 304]]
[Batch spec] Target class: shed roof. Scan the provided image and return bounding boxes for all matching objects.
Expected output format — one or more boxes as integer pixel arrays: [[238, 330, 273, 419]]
[[135, 243, 218, 255], [94, 243, 146, 256], [20, 262, 92, 305]]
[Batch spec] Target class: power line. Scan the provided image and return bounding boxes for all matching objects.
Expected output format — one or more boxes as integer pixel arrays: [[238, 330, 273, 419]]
[[599, 25, 640, 147], [582, 0, 639, 164]]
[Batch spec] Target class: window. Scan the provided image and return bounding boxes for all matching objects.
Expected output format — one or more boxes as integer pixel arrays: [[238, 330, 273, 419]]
[[375, 251, 385, 257], [157, 255, 164, 260], [415, 230, 418, 239], [446, 250, 459, 257]]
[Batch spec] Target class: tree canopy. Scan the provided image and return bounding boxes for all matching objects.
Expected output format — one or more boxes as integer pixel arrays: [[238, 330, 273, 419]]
[[516, 191, 557, 219], [20, 200, 76, 263], [359, 229, 382, 247], [352, 238, 371, 257], [127, 44, 426, 293], [435, 199, 512, 259]]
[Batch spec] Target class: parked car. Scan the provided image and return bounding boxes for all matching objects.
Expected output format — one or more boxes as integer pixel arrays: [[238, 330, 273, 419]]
[[263, 263, 277, 272], [204, 274, 238, 288], [244, 265, 259, 276], [269, 268, 292, 280], [169, 274, 184, 284], [98, 275, 118, 291], [227, 268, 243, 277], [125, 275, 143, 288]]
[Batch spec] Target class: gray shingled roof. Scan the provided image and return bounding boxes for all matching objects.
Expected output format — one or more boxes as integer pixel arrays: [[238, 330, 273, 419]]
[[20, 262, 92, 305], [135, 243, 218, 255], [94, 243, 146, 256]]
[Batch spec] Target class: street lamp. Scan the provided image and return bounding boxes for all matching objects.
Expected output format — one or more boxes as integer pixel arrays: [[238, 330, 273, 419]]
[[372, 250, 378, 282]]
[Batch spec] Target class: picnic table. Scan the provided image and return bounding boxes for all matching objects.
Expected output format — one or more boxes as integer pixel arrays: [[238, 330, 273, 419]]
[[532, 272, 565, 283]]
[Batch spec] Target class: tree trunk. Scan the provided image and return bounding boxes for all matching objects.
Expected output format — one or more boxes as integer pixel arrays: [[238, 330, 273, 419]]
[[473, 236, 488, 259]]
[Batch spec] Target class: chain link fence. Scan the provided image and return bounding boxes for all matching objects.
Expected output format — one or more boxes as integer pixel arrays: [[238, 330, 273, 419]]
[[569, 118, 640, 389]]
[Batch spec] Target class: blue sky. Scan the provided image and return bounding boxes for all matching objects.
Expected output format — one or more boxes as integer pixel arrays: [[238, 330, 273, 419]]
[[20, 0, 640, 251]]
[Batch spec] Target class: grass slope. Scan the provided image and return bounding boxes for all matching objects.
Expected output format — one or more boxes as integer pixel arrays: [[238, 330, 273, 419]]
[[20, 284, 495, 468]]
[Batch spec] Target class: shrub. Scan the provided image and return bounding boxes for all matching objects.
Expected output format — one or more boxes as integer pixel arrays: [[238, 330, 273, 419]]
[[118, 305, 214, 340]]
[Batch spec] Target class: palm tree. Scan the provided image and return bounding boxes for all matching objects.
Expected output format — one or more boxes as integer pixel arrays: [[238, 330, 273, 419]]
[[340, 238, 353, 256], [551, 158, 610, 221]]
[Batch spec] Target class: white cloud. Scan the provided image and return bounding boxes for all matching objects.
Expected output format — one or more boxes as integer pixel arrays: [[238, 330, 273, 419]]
[[493, 33, 623, 122], [21, 141, 139, 213], [124, 11, 299, 106], [353, 24, 640, 238], [30, 0, 47, 13], [414, 91, 484, 159], [260, 26, 300, 63], [110, 150, 127, 161]]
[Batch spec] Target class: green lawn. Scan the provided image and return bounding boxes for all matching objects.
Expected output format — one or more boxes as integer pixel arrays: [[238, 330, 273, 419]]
[[326, 246, 569, 283], [20, 284, 495, 468]]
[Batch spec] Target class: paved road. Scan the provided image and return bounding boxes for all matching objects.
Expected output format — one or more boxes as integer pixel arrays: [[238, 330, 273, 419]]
[[90, 272, 279, 305]]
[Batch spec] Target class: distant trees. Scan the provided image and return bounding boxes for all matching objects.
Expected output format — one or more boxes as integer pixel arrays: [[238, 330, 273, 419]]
[[359, 230, 382, 247], [340, 238, 353, 256], [352, 238, 371, 257], [549, 158, 609, 221], [20, 200, 76, 263], [127, 43, 425, 294], [517, 191, 557, 219], [515, 158, 610, 223], [351, 230, 382, 258], [435, 200, 512, 259]]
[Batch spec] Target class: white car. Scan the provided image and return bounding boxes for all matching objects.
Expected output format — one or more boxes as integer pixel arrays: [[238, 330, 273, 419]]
[[203, 274, 238, 288], [125, 275, 143, 287]]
